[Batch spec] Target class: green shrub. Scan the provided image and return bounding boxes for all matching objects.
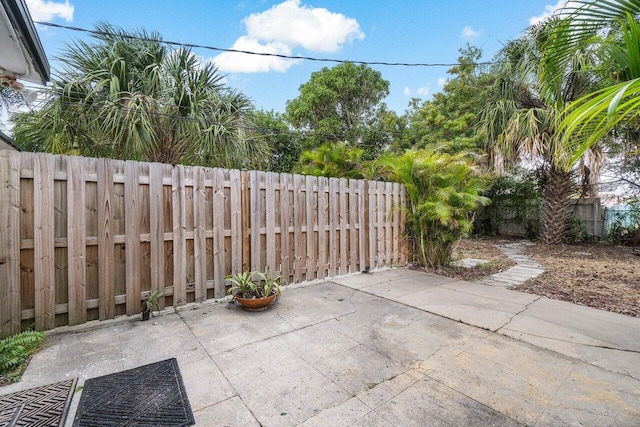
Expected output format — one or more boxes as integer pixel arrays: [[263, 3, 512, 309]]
[[476, 171, 542, 238], [606, 199, 640, 244], [0, 330, 45, 376], [566, 216, 589, 243], [376, 148, 490, 267]]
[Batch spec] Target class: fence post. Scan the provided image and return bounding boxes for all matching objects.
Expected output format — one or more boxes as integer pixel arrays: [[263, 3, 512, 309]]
[[33, 153, 55, 331], [363, 180, 370, 271], [67, 156, 87, 326], [97, 158, 115, 320], [149, 162, 165, 310], [230, 169, 242, 276], [241, 170, 250, 272], [124, 161, 141, 316], [0, 150, 21, 337], [279, 174, 291, 283], [172, 164, 187, 306]]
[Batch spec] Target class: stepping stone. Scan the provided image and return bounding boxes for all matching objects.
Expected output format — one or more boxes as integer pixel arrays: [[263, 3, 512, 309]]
[[450, 258, 490, 268]]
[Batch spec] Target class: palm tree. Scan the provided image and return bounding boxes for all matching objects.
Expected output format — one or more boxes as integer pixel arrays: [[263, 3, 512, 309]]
[[293, 141, 375, 179], [547, 1, 640, 163], [375, 148, 489, 267], [12, 23, 268, 169], [480, 19, 602, 244]]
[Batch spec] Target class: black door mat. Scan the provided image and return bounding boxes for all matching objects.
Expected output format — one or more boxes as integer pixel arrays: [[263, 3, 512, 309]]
[[0, 377, 77, 427], [73, 358, 194, 427]]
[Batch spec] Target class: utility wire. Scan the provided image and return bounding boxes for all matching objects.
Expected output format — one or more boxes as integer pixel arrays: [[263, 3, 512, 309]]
[[35, 21, 499, 68]]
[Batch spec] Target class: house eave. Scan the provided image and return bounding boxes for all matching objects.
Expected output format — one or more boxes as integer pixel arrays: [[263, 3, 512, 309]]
[[0, 0, 50, 85]]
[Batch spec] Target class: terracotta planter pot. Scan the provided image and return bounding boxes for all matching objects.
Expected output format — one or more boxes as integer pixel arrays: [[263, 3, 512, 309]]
[[234, 293, 277, 312]]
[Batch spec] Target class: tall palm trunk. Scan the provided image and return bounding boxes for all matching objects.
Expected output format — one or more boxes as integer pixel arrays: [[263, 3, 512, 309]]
[[539, 167, 573, 244]]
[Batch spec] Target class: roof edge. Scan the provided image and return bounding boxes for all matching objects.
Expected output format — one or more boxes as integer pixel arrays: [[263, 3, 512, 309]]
[[3, 0, 50, 84]]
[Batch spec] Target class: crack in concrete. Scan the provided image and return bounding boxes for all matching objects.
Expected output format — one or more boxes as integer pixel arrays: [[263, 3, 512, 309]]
[[497, 295, 543, 331], [175, 309, 265, 426], [533, 363, 579, 427], [498, 327, 640, 355]]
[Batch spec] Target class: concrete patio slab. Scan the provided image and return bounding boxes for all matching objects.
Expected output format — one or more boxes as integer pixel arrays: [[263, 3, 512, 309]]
[[1, 267, 638, 426], [501, 296, 640, 352], [314, 344, 406, 395], [374, 377, 519, 426], [357, 276, 446, 298], [440, 280, 541, 306], [193, 396, 260, 426], [301, 396, 371, 426], [394, 285, 528, 331], [499, 297, 640, 379], [334, 269, 454, 291]]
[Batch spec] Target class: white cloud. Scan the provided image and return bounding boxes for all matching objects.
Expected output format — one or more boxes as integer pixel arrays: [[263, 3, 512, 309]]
[[437, 77, 447, 87], [403, 85, 429, 97], [213, 36, 301, 73], [244, 0, 364, 52], [214, 0, 364, 73], [416, 86, 429, 97], [529, 1, 581, 25], [25, 0, 74, 22], [461, 25, 483, 40]]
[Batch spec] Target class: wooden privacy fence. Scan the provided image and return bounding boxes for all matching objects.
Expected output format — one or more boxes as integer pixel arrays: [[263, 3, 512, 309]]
[[0, 150, 406, 337], [496, 198, 605, 239]]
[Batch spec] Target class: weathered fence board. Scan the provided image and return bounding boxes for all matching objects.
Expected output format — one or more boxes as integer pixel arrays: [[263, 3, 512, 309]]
[[496, 198, 606, 239], [0, 151, 21, 337], [0, 150, 406, 336]]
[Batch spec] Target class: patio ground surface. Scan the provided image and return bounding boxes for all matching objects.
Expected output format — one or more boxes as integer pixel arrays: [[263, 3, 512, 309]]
[[2, 268, 639, 426]]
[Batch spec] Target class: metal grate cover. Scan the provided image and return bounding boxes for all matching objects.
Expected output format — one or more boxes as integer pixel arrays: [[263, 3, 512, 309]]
[[0, 378, 77, 427], [73, 358, 194, 427]]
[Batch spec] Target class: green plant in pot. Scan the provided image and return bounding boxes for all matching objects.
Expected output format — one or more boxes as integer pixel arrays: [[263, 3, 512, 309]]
[[226, 269, 281, 312], [141, 289, 164, 321]]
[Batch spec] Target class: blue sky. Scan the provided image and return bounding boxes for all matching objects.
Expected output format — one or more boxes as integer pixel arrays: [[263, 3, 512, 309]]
[[25, 0, 567, 114]]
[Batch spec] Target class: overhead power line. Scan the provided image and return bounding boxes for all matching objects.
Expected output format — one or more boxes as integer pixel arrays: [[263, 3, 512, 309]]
[[36, 21, 498, 68]]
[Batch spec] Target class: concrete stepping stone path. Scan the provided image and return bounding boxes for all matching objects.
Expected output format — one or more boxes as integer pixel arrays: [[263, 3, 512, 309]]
[[476, 241, 545, 287]]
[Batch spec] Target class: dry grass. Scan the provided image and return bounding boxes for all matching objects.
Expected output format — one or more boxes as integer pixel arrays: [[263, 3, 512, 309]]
[[515, 243, 640, 317]]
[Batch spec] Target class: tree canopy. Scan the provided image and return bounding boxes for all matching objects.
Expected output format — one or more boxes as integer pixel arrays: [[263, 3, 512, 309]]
[[286, 62, 390, 157], [12, 22, 268, 169], [394, 45, 497, 154]]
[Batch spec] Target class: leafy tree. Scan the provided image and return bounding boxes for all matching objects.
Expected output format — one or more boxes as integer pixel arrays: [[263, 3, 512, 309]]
[[393, 45, 497, 154], [12, 23, 268, 169], [376, 148, 490, 267], [293, 141, 375, 179], [253, 110, 300, 173], [476, 171, 543, 238], [480, 20, 602, 244], [286, 62, 390, 157], [550, 2, 640, 162]]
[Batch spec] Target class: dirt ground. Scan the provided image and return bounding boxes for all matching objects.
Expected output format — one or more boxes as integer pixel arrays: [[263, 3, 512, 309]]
[[422, 237, 640, 318], [517, 242, 640, 318], [417, 237, 516, 282]]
